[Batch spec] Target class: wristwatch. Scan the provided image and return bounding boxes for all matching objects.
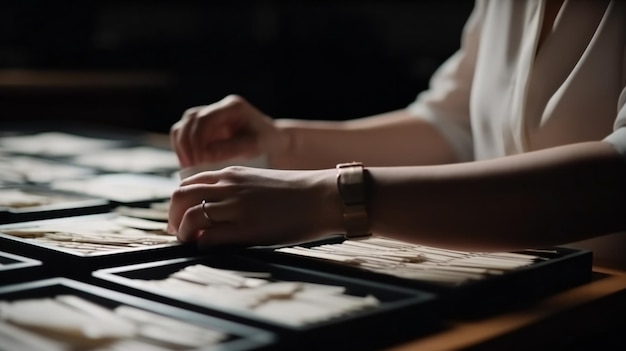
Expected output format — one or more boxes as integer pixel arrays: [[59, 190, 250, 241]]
[[336, 162, 371, 239]]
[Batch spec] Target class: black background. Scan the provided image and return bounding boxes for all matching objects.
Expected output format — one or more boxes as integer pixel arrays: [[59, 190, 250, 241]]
[[0, 0, 473, 133]]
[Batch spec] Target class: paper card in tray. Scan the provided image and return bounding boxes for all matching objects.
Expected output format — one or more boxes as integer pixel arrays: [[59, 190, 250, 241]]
[[0, 132, 123, 157], [70, 146, 180, 173], [92, 254, 441, 350], [0, 186, 110, 224], [250, 235, 593, 317], [0, 154, 96, 184], [0, 213, 190, 268], [0, 277, 275, 351], [50, 173, 178, 204]]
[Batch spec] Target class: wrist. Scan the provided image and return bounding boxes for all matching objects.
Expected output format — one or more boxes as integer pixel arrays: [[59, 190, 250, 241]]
[[306, 168, 345, 236], [268, 119, 298, 169]]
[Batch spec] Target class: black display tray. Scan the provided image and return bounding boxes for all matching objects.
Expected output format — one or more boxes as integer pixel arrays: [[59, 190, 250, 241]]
[[0, 213, 200, 275], [245, 236, 594, 318], [92, 254, 441, 350], [0, 185, 111, 224], [0, 277, 275, 351], [0, 250, 43, 285]]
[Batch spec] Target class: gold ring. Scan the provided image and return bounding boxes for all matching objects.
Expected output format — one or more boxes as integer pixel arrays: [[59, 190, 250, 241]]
[[201, 200, 213, 225]]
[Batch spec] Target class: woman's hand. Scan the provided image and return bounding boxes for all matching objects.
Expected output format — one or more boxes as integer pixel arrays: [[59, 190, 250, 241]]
[[167, 166, 343, 248], [170, 95, 289, 168]]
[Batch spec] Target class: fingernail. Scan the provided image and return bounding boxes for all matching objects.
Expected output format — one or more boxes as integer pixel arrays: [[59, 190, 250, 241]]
[[166, 223, 175, 234]]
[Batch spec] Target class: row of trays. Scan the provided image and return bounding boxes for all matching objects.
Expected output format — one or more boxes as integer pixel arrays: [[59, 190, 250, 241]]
[[1, 250, 438, 350], [0, 212, 594, 350]]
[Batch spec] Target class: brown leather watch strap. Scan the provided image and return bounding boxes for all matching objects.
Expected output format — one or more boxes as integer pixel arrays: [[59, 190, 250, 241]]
[[336, 162, 371, 239]]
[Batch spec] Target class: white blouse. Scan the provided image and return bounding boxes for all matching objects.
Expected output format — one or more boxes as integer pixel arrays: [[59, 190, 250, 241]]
[[408, 0, 626, 161], [407, 0, 626, 268]]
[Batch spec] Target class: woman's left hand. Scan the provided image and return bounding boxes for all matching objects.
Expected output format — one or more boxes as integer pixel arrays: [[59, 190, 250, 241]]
[[167, 166, 342, 248]]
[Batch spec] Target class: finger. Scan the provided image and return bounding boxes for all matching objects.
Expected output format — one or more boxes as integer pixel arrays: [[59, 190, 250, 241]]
[[181, 108, 204, 166], [171, 107, 201, 167], [170, 126, 191, 168], [168, 183, 228, 233], [175, 203, 207, 243], [190, 96, 254, 163], [179, 104, 227, 166], [176, 200, 233, 243], [188, 105, 218, 165], [192, 96, 242, 143], [179, 169, 225, 187]]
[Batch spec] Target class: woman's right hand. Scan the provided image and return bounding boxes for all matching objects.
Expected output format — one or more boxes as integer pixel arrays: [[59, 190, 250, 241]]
[[170, 95, 289, 168]]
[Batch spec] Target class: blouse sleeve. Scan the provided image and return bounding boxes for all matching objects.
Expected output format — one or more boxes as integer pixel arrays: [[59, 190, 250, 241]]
[[406, 0, 487, 162], [603, 86, 626, 158]]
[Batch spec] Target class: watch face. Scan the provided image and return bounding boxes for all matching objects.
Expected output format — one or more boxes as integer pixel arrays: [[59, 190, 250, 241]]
[[337, 163, 365, 205], [336, 163, 369, 238]]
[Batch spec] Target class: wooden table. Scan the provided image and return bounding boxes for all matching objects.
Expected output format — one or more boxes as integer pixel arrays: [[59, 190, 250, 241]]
[[387, 266, 626, 351]]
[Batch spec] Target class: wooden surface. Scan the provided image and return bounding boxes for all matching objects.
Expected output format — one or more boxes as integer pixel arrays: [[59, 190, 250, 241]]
[[387, 266, 626, 351]]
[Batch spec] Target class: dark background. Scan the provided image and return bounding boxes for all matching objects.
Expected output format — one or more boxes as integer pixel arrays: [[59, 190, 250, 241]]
[[0, 0, 474, 133]]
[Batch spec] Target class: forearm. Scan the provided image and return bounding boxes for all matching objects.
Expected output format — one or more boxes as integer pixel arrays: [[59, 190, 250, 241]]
[[270, 109, 458, 169], [366, 141, 626, 252]]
